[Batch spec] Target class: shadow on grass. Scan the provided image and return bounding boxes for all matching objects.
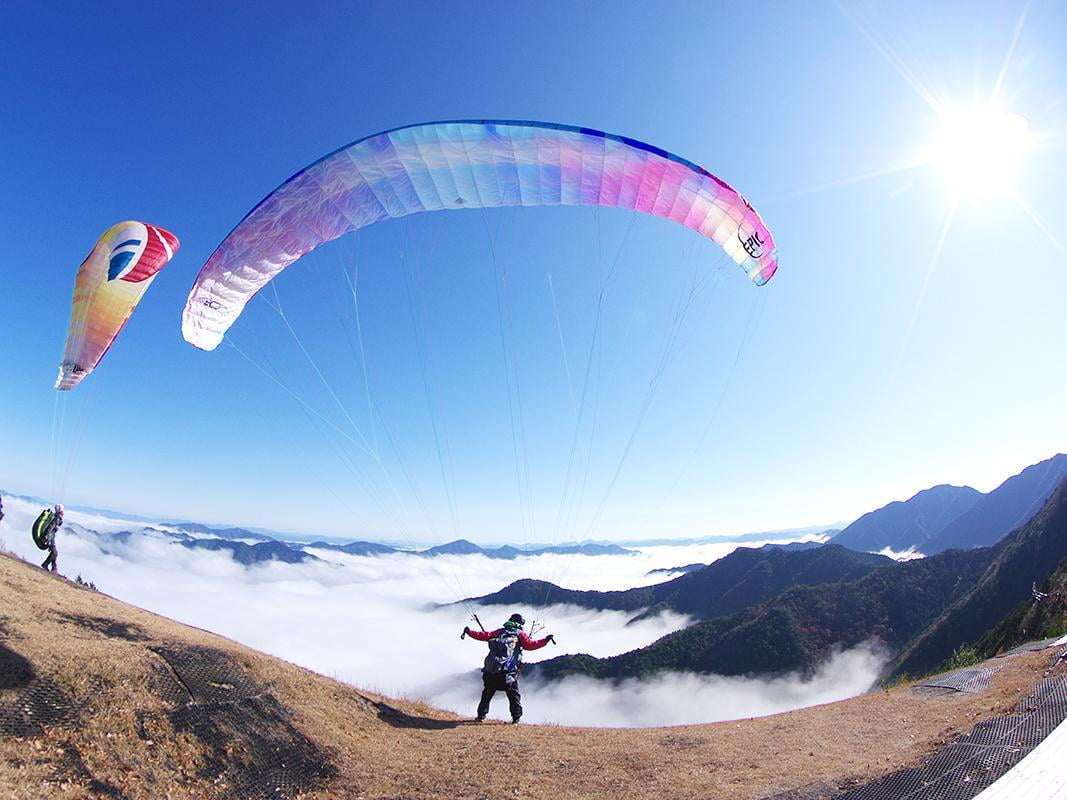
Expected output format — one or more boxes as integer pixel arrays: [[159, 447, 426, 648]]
[[358, 693, 474, 730], [0, 642, 34, 691], [52, 611, 149, 642]]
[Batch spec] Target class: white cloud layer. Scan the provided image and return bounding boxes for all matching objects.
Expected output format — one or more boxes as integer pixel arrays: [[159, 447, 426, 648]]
[[0, 496, 881, 727], [877, 545, 926, 561], [428, 643, 887, 727]]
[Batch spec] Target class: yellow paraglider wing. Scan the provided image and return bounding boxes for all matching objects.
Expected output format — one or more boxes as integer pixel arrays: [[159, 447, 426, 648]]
[[57, 221, 179, 390]]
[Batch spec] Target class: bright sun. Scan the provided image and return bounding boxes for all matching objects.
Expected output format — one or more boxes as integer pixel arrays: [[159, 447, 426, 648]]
[[927, 107, 1032, 199]]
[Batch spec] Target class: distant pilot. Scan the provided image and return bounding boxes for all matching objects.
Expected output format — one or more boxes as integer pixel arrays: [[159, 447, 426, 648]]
[[33, 504, 64, 573]]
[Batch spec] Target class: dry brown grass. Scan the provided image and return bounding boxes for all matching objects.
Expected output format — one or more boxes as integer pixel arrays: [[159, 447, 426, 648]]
[[0, 551, 1057, 800]]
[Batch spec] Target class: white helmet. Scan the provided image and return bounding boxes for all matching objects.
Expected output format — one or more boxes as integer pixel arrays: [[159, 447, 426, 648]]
[[54, 503, 64, 514]]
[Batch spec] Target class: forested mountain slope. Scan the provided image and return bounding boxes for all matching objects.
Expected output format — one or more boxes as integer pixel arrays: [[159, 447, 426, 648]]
[[465, 543, 891, 622]]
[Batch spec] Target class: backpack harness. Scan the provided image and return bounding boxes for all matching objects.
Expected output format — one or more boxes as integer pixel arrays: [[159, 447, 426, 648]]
[[32, 510, 57, 551], [483, 629, 523, 675]]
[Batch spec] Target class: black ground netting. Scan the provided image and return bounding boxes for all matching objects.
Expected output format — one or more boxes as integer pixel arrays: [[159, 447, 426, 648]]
[[911, 686, 960, 699], [0, 641, 86, 737], [0, 633, 334, 794], [143, 642, 336, 797], [150, 645, 260, 704], [760, 784, 844, 800], [53, 611, 150, 642], [166, 693, 335, 799], [957, 716, 1034, 749], [843, 742, 1024, 800], [0, 676, 86, 737], [144, 656, 193, 708], [955, 707, 1060, 750], [915, 666, 998, 693], [1018, 673, 1067, 713], [996, 637, 1064, 658], [762, 673, 1067, 800]]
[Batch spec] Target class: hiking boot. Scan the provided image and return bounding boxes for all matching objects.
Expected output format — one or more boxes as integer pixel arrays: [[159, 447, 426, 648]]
[[475, 715, 486, 722], [511, 716, 521, 724]]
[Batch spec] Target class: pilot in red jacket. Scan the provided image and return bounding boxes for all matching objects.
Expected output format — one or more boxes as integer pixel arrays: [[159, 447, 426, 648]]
[[464, 612, 554, 723]]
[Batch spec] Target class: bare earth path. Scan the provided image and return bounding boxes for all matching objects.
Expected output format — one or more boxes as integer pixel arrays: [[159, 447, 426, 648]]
[[0, 552, 1059, 800]]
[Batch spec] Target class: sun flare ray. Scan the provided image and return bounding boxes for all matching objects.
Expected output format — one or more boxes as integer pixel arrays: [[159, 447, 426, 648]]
[[1030, 126, 1067, 147], [837, 3, 945, 116], [765, 155, 930, 202], [891, 202, 958, 384], [1010, 189, 1067, 262], [991, 0, 1031, 104]]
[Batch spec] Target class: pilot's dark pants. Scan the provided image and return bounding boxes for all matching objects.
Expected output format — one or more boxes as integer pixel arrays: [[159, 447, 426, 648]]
[[477, 671, 522, 720], [41, 544, 58, 572]]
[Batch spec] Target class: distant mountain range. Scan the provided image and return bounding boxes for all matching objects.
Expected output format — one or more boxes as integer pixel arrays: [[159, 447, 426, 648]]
[[423, 539, 634, 559], [609, 525, 840, 548], [306, 537, 635, 560], [66, 525, 324, 566], [181, 538, 318, 565], [43, 455, 1063, 576], [62, 525, 637, 567], [829, 454, 1066, 555], [530, 476, 1067, 684], [305, 540, 400, 557], [17, 455, 1061, 566], [172, 522, 276, 543]]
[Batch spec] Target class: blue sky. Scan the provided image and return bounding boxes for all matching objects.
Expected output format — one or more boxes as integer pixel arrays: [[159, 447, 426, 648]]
[[1, 1, 1064, 543]]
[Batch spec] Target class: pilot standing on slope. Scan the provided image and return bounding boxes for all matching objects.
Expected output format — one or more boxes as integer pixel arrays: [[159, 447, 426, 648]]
[[33, 504, 64, 573], [464, 613, 554, 724]]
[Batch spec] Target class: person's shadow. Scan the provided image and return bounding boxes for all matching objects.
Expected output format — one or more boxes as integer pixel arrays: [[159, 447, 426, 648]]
[[357, 693, 475, 730], [0, 643, 34, 691]]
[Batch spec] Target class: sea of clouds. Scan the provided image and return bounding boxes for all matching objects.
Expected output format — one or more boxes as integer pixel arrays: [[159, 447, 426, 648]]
[[0, 496, 886, 726]]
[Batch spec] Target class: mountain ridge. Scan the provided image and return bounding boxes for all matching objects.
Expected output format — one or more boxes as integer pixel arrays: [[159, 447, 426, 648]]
[[829, 484, 981, 552], [922, 453, 1067, 554], [463, 543, 892, 623], [827, 454, 1067, 555]]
